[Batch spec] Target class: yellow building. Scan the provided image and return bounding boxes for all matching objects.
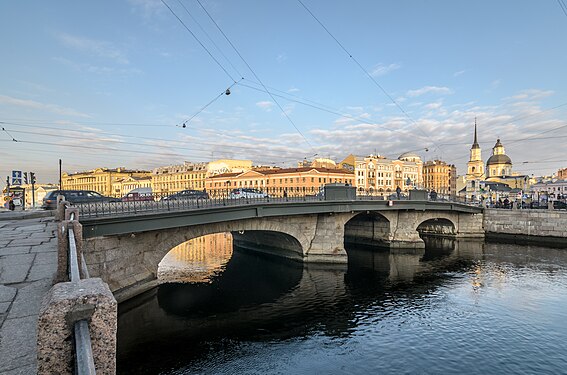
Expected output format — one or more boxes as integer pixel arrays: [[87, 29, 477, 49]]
[[151, 159, 252, 196], [206, 167, 354, 197], [352, 152, 423, 197], [486, 139, 512, 178], [423, 160, 457, 198], [484, 138, 533, 193], [152, 161, 207, 195], [464, 121, 486, 201], [62, 168, 151, 197], [298, 157, 339, 169], [111, 176, 152, 197]]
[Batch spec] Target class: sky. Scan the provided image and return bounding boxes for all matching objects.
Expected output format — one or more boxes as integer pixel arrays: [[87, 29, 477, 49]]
[[1, 0, 566, 184]]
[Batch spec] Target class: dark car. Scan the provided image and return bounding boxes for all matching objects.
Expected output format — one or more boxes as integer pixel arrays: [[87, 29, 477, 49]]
[[161, 189, 209, 201], [553, 201, 567, 209], [42, 190, 120, 209]]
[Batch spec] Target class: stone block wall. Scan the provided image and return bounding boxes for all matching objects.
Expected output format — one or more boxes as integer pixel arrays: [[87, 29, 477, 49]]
[[484, 209, 567, 239]]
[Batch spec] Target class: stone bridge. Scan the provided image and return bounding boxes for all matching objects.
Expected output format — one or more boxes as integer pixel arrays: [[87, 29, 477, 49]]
[[79, 200, 483, 300]]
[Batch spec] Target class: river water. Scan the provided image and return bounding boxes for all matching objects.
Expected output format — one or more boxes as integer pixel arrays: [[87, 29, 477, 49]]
[[117, 235, 567, 374]]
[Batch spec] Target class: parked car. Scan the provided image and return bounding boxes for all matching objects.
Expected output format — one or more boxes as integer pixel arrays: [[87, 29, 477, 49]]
[[161, 189, 209, 201], [122, 188, 154, 202], [42, 190, 120, 209], [229, 188, 269, 199], [553, 201, 567, 209]]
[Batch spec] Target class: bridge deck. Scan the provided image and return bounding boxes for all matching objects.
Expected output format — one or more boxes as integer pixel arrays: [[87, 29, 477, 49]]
[[80, 200, 482, 238]]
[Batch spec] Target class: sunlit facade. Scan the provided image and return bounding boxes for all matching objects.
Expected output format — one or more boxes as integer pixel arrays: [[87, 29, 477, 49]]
[[206, 167, 354, 197], [152, 159, 252, 196], [151, 161, 208, 195], [111, 176, 152, 197], [352, 153, 423, 197], [62, 168, 151, 196], [423, 160, 457, 198]]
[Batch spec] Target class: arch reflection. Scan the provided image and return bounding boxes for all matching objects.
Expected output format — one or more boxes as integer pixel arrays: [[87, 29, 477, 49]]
[[158, 233, 233, 284]]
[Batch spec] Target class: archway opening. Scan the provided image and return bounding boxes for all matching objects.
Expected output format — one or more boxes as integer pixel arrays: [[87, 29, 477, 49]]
[[231, 230, 304, 261], [417, 219, 457, 259], [158, 233, 234, 284], [417, 218, 456, 237], [344, 212, 390, 248]]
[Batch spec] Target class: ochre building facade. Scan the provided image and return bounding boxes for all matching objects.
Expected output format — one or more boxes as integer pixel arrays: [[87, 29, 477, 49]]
[[206, 167, 354, 197]]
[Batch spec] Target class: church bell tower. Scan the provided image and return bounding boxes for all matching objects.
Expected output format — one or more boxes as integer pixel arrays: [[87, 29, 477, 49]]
[[466, 118, 485, 180]]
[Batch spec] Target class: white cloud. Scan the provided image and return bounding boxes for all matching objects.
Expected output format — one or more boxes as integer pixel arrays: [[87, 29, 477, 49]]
[[287, 87, 300, 93], [53, 57, 142, 75], [406, 86, 453, 97], [424, 102, 443, 110], [127, 0, 163, 18], [276, 53, 287, 63], [57, 33, 129, 64], [256, 101, 274, 111], [490, 79, 501, 90], [453, 69, 467, 77], [371, 63, 401, 77], [506, 89, 555, 101], [0, 95, 91, 118]]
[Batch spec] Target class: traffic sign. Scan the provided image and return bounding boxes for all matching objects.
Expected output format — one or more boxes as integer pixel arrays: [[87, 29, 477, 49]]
[[11, 170, 22, 185]]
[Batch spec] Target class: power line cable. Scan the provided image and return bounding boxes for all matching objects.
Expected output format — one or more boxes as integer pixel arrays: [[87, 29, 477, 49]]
[[296, 0, 437, 146], [195, 0, 315, 151], [1, 124, 18, 142], [558, 0, 567, 18], [2, 120, 311, 156], [160, 0, 236, 82], [3, 127, 311, 162], [238, 81, 431, 139], [177, 79, 242, 128], [176, 0, 244, 79]]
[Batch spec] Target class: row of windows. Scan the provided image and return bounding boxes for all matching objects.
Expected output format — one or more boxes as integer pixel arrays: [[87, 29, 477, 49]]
[[209, 177, 353, 188]]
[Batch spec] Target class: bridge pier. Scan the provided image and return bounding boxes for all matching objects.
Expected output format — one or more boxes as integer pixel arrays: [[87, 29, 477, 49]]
[[303, 213, 348, 264]]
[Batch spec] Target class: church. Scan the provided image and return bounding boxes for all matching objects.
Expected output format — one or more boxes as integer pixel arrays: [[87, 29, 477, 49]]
[[461, 120, 531, 202]]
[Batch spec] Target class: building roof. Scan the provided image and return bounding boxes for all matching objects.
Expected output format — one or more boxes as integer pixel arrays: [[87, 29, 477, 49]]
[[398, 152, 421, 160], [482, 181, 511, 192], [210, 167, 353, 179], [471, 119, 480, 149], [486, 154, 512, 165]]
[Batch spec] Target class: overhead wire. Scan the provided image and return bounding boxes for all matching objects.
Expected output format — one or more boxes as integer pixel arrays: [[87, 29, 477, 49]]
[[558, 0, 567, 18], [195, 0, 315, 151], [296, 0, 438, 147], [176, 0, 244, 79], [160, 0, 236, 82], [1, 127, 312, 163], [1, 124, 18, 142], [177, 79, 242, 128]]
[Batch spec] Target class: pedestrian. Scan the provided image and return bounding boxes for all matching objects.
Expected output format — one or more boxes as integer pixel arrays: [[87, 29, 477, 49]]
[[283, 189, 288, 201], [396, 186, 401, 200], [8, 199, 15, 211]]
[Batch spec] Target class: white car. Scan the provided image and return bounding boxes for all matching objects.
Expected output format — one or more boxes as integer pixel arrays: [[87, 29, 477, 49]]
[[229, 188, 269, 199]]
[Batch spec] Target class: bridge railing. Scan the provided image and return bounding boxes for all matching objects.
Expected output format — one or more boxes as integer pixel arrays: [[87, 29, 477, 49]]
[[37, 201, 117, 374], [73, 187, 482, 219]]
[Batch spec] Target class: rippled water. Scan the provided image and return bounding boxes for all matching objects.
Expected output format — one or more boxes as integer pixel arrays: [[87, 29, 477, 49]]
[[117, 237, 567, 374]]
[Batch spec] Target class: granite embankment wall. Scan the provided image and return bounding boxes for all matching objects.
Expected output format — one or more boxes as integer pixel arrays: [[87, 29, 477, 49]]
[[484, 208, 567, 246]]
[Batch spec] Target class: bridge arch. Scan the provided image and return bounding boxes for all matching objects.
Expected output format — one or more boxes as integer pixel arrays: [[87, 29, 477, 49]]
[[344, 211, 391, 247], [416, 217, 457, 237]]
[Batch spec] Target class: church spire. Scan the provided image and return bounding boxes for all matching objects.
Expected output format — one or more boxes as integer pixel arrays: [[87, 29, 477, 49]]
[[472, 117, 480, 149]]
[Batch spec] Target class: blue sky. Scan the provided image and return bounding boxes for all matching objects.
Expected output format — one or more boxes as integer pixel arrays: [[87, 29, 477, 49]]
[[1, 0, 566, 183]]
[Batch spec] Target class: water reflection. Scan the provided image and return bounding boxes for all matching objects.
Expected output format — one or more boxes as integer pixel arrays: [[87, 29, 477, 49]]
[[118, 237, 567, 374], [158, 233, 233, 283]]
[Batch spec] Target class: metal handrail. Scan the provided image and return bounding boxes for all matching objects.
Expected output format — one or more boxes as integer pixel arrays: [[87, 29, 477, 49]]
[[66, 211, 96, 375]]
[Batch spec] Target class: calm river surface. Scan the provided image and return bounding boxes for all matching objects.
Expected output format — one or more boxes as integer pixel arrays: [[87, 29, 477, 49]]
[[117, 235, 567, 374]]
